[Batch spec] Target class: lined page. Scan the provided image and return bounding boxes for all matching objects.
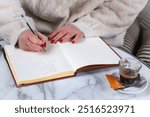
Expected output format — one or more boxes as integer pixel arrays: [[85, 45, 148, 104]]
[[57, 37, 120, 70], [4, 44, 73, 82]]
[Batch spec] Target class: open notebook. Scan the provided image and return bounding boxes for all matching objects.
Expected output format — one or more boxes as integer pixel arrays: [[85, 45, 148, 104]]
[[4, 37, 121, 87]]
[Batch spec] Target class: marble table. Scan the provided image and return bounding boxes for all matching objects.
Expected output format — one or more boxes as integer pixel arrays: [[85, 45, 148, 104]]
[[0, 45, 150, 100]]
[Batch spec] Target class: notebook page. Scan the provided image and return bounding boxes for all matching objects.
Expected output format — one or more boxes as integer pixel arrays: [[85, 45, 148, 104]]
[[57, 37, 120, 70], [4, 44, 73, 82]]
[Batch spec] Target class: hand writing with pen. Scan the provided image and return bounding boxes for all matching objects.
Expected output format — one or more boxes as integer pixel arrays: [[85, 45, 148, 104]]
[[18, 15, 47, 52], [17, 29, 47, 51]]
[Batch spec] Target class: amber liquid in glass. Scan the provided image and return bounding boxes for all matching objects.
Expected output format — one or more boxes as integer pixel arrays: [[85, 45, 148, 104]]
[[120, 68, 139, 86]]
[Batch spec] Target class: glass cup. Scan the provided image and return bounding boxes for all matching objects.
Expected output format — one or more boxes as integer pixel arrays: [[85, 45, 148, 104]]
[[119, 58, 142, 86]]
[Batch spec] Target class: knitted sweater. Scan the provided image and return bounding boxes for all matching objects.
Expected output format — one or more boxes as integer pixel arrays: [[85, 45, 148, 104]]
[[0, 0, 148, 46]]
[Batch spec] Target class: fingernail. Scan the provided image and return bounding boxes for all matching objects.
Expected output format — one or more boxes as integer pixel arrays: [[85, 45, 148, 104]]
[[59, 39, 63, 43], [48, 37, 51, 41], [50, 40, 55, 44], [72, 40, 75, 44], [40, 43, 46, 48], [43, 42, 46, 47]]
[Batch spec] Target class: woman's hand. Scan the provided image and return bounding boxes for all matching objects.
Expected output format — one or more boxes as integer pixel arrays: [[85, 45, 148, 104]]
[[17, 29, 47, 51], [48, 24, 84, 44]]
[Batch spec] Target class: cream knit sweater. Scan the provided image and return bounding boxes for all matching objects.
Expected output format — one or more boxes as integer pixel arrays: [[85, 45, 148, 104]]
[[0, 0, 148, 46]]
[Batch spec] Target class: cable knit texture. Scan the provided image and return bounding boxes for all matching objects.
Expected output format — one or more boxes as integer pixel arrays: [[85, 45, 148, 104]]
[[0, 0, 148, 46]]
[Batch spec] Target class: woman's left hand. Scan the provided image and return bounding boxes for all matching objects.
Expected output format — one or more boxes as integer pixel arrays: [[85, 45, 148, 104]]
[[48, 24, 84, 44]]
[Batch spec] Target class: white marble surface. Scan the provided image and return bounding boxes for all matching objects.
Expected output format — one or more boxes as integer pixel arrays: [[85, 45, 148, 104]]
[[0, 46, 150, 100]]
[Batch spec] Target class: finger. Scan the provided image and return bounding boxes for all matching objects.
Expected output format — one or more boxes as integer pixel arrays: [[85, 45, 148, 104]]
[[49, 28, 62, 39], [71, 33, 84, 44], [18, 38, 30, 51], [36, 32, 48, 42], [26, 39, 43, 51], [60, 33, 75, 43], [50, 31, 67, 43], [28, 35, 43, 45], [19, 42, 29, 51], [27, 43, 43, 51], [48, 32, 53, 41]]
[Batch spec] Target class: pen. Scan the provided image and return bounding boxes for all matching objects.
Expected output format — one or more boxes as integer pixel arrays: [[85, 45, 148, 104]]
[[21, 15, 46, 51]]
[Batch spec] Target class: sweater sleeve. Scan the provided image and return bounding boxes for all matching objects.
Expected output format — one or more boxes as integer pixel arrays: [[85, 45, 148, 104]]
[[0, 0, 35, 45], [72, 0, 148, 39]]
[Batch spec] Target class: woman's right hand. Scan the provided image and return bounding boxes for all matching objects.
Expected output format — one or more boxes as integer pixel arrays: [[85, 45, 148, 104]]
[[17, 29, 47, 51]]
